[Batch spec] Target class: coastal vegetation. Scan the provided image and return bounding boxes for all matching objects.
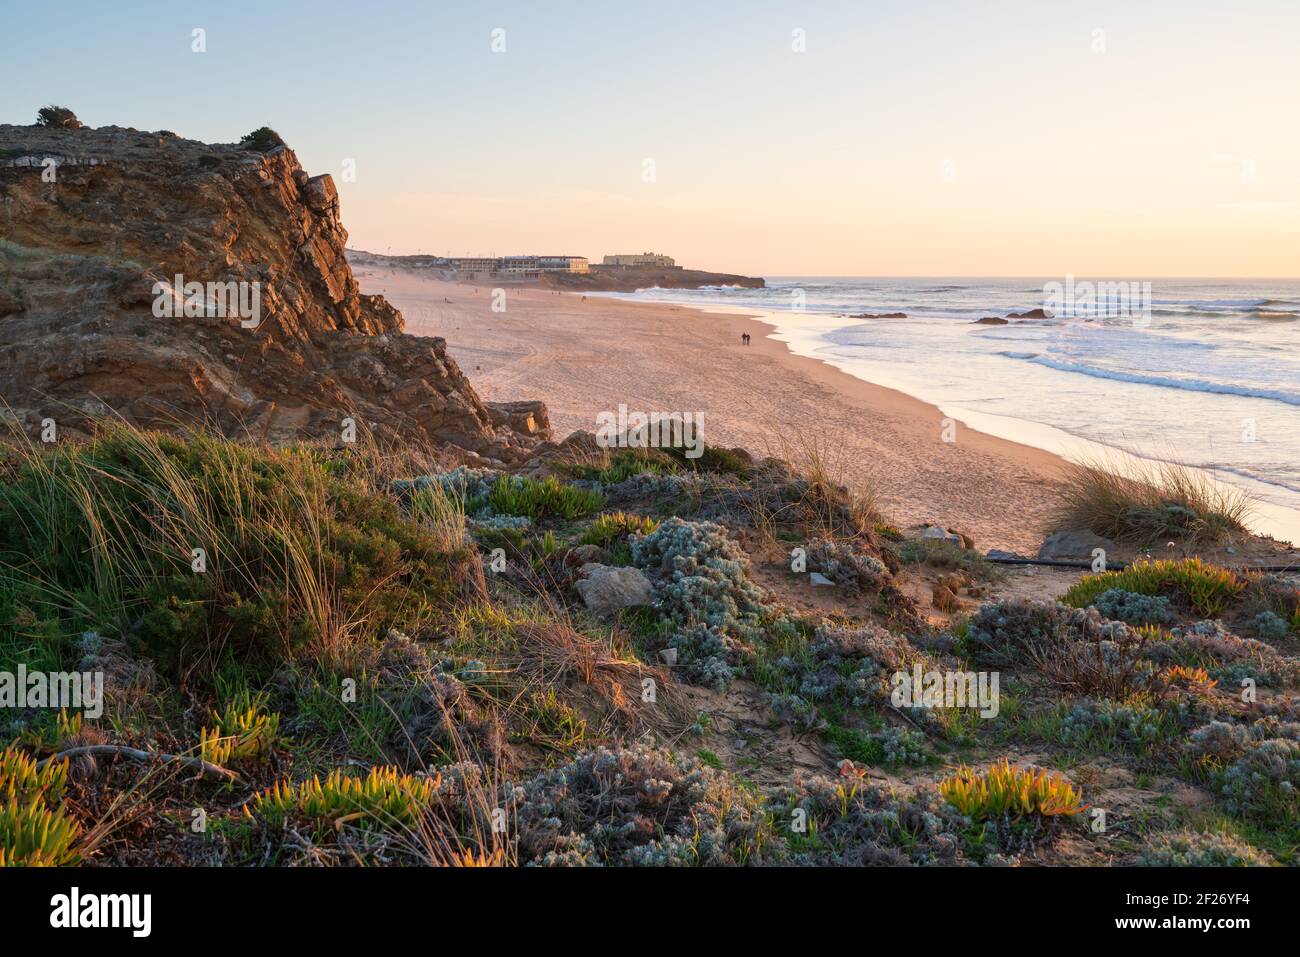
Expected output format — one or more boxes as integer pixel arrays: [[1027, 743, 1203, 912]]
[[1, 420, 1295, 866], [1054, 456, 1253, 546]]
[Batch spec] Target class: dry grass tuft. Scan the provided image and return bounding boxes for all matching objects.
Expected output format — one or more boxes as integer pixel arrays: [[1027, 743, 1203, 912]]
[[1054, 454, 1253, 545], [751, 431, 884, 543]]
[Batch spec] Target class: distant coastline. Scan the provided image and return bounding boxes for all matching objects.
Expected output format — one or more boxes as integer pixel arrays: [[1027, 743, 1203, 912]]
[[345, 248, 764, 292]]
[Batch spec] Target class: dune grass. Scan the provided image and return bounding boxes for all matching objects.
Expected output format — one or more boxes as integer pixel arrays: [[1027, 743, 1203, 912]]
[[0, 422, 480, 682], [752, 431, 884, 542], [1053, 455, 1252, 546]]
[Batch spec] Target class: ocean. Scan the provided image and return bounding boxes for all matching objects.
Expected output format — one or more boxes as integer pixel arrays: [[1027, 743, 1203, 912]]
[[598, 277, 1300, 544]]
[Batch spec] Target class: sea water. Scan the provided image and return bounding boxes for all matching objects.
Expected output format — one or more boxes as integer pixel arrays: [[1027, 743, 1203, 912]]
[[601, 278, 1300, 544]]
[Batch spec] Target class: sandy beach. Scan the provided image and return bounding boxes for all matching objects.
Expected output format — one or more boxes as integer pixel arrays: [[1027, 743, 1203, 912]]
[[355, 266, 1068, 554]]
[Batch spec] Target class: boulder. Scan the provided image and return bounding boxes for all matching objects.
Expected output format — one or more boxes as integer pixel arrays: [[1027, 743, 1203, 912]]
[[974, 316, 1009, 325], [920, 525, 962, 544], [486, 400, 550, 436], [1038, 529, 1117, 561], [574, 565, 654, 618], [985, 549, 1024, 561], [1007, 308, 1053, 319]]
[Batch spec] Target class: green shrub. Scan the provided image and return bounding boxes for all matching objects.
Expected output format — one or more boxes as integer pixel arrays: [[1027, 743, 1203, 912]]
[[249, 766, 437, 837], [35, 106, 82, 130], [1062, 559, 1246, 617], [238, 126, 285, 152], [558, 448, 679, 484], [940, 759, 1087, 820], [0, 748, 80, 866], [486, 475, 603, 520], [660, 443, 752, 476], [1137, 828, 1273, 867], [579, 511, 659, 547], [0, 424, 477, 681], [200, 686, 281, 767], [896, 538, 993, 576]]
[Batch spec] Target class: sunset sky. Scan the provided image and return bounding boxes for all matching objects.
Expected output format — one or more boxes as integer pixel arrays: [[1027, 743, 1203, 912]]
[[5, 0, 1298, 276]]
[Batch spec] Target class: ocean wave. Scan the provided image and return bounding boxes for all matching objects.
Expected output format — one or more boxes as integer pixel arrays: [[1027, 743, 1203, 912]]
[[1149, 298, 1269, 308], [1212, 464, 1300, 496], [628, 284, 748, 294], [1025, 356, 1300, 406]]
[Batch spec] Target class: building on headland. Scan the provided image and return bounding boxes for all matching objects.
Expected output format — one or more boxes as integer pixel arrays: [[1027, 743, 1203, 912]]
[[449, 255, 589, 277], [601, 252, 676, 268], [448, 256, 499, 278]]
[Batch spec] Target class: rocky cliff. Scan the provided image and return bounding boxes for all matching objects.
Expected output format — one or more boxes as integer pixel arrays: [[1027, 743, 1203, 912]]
[[0, 122, 548, 461]]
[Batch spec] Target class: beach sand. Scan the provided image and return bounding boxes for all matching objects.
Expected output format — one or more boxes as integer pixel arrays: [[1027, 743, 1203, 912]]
[[355, 267, 1067, 554]]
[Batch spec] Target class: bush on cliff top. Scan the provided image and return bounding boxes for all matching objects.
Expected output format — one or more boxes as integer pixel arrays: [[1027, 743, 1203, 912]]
[[35, 106, 82, 130], [238, 126, 286, 152]]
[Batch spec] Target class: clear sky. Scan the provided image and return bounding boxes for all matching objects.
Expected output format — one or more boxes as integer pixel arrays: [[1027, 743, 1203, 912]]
[[5, 0, 1298, 276]]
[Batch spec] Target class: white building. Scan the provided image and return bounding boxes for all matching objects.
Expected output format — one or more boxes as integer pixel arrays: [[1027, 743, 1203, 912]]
[[448, 257, 499, 277], [601, 252, 676, 268], [453, 255, 589, 277]]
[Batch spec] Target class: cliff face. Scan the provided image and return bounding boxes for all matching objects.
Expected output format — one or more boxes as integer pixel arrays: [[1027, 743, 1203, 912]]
[[0, 123, 547, 460]]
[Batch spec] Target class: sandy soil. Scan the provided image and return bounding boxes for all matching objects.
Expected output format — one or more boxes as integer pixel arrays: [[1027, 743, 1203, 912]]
[[355, 267, 1069, 554]]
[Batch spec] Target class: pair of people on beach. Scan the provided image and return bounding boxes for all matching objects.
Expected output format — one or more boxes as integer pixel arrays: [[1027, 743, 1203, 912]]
[[740, 332, 751, 345]]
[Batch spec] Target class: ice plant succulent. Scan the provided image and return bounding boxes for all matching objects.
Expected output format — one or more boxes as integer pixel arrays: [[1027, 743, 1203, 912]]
[[199, 690, 281, 767], [0, 747, 81, 866], [1063, 558, 1246, 617], [250, 766, 438, 834], [939, 759, 1087, 820], [580, 511, 660, 547]]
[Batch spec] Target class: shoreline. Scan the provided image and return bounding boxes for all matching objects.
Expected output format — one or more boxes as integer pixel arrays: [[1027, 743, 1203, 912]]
[[687, 300, 1300, 547], [579, 281, 1300, 547], [358, 266, 1073, 553], [350, 263, 1295, 552]]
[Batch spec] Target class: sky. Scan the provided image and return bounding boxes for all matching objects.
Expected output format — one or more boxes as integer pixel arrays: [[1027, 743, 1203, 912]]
[[4, 0, 1298, 277]]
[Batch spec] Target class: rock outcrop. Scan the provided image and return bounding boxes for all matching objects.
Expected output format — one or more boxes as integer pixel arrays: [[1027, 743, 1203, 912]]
[[0, 122, 548, 460], [1037, 529, 1117, 561]]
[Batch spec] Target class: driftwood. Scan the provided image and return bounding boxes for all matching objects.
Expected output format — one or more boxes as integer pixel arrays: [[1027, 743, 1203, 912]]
[[36, 745, 244, 784]]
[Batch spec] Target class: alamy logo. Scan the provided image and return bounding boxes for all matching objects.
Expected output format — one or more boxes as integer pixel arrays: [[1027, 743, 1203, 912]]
[[1043, 274, 1152, 325], [0, 666, 104, 719], [891, 664, 999, 718], [50, 887, 151, 937], [595, 404, 704, 459], [151, 274, 261, 328]]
